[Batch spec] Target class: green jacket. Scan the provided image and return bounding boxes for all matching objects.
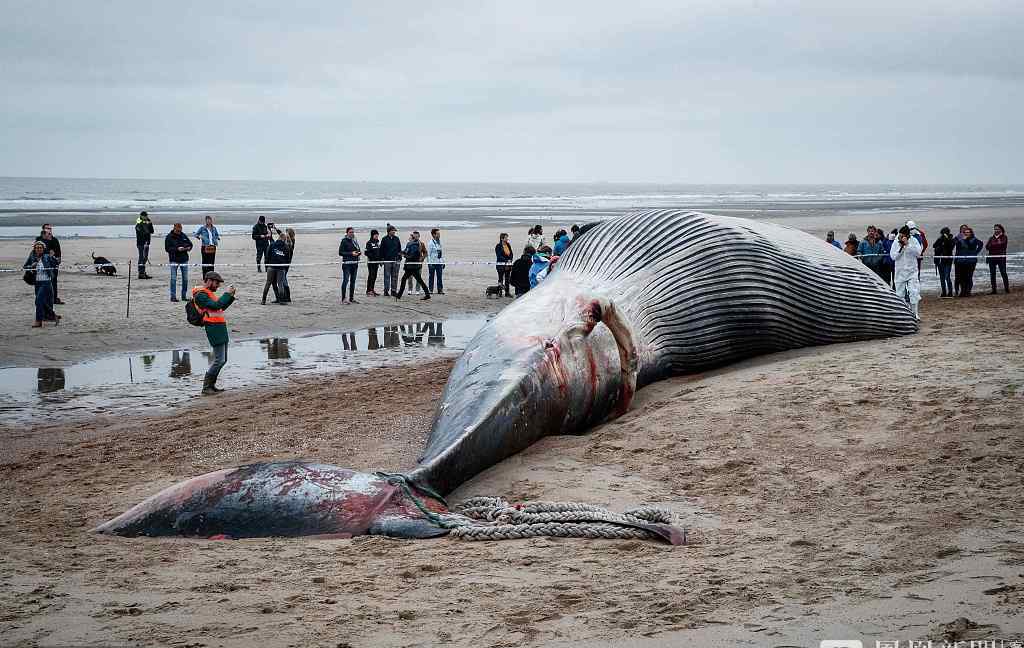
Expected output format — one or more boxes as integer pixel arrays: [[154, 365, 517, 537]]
[[194, 289, 235, 347]]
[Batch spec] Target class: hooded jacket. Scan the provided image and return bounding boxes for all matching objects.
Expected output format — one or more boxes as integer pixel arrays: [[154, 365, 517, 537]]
[[135, 219, 154, 245], [529, 253, 550, 288], [890, 236, 923, 283], [510, 253, 532, 290], [932, 234, 955, 263]]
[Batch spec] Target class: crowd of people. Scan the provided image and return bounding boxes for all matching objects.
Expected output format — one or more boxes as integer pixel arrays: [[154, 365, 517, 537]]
[[826, 220, 1011, 319], [17, 213, 1016, 395]]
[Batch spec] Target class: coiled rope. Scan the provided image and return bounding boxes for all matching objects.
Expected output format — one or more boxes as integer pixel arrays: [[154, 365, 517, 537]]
[[374, 472, 679, 543], [448, 496, 674, 542]]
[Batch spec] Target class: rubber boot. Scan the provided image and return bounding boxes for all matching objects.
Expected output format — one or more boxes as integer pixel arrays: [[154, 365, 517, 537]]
[[201, 375, 218, 395]]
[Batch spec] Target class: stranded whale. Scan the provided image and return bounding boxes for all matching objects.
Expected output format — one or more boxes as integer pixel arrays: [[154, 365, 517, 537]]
[[96, 210, 918, 540]]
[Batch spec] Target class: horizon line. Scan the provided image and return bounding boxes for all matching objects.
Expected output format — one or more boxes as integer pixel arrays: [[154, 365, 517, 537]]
[[1, 175, 1021, 186]]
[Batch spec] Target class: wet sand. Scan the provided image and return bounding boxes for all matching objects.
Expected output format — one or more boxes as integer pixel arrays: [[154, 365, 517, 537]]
[[1, 291, 1022, 646], [1, 205, 1020, 367]]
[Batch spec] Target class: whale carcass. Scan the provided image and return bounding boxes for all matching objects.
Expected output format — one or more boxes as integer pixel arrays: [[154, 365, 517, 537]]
[[96, 210, 918, 540]]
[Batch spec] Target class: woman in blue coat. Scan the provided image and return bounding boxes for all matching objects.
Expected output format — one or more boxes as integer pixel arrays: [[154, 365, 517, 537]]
[[23, 240, 61, 327]]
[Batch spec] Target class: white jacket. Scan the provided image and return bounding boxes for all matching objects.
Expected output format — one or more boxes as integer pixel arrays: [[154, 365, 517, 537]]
[[427, 238, 444, 265], [890, 236, 922, 283]]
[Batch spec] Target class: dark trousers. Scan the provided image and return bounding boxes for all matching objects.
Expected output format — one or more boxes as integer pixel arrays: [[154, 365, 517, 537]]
[[137, 243, 150, 276], [954, 262, 977, 297], [876, 264, 892, 288], [428, 264, 444, 293], [936, 261, 953, 296], [201, 248, 216, 276], [50, 268, 59, 301], [497, 265, 511, 295], [34, 281, 56, 322], [366, 261, 379, 293], [514, 285, 529, 298], [396, 265, 429, 298], [255, 242, 269, 269], [988, 259, 1009, 293], [341, 264, 358, 301], [262, 267, 283, 303], [207, 343, 227, 382]]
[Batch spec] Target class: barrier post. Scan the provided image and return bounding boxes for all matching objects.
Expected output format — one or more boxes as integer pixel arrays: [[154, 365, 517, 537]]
[[126, 261, 132, 318]]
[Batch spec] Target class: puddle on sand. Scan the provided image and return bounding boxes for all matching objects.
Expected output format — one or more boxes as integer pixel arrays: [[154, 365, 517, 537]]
[[0, 318, 488, 424]]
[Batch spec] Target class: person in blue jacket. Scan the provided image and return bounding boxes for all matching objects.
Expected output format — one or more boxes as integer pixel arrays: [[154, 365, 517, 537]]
[[552, 230, 571, 256], [529, 246, 553, 288], [23, 240, 61, 327], [953, 224, 984, 297], [194, 215, 221, 274]]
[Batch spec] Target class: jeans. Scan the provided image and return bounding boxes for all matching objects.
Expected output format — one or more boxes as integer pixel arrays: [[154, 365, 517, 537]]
[[169, 263, 189, 300], [936, 260, 953, 296], [34, 281, 55, 322], [207, 343, 227, 382], [988, 259, 1009, 293], [279, 267, 291, 301], [366, 261, 379, 293], [428, 263, 444, 293], [382, 260, 399, 295], [341, 264, 358, 301], [137, 243, 150, 276], [255, 242, 269, 268]]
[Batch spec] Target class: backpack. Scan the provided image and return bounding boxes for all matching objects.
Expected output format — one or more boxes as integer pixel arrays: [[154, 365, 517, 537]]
[[185, 299, 205, 326]]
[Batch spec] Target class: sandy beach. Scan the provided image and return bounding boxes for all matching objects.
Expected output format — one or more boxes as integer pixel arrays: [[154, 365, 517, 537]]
[[1, 288, 1022, 646], [1, 206, 1020, 367], [1, 207, 1023, 646]]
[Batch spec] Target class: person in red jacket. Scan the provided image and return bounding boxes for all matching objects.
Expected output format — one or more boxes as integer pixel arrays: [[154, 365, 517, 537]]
[[985, 223, 1010, 294]]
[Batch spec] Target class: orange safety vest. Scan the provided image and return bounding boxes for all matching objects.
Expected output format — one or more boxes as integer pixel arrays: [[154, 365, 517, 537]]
[[192, 286, 226, 324]]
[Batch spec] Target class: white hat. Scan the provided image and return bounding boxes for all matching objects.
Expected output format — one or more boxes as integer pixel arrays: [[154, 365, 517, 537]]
[[906, 220, 917, 229]]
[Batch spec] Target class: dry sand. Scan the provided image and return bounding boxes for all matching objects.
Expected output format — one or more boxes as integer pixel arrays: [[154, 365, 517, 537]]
[[1, 209, 1023, 646]]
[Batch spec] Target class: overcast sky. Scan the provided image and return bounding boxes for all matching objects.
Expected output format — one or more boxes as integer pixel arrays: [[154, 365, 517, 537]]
[[1, 1, 1021, 183]]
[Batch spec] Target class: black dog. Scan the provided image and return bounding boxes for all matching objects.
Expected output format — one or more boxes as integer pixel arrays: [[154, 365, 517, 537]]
[[484, 285, 503, 298], [91, 252, 117, 276]]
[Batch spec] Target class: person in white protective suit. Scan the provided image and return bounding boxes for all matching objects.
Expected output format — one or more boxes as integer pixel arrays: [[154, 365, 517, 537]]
[[890, 225, 923, 319]]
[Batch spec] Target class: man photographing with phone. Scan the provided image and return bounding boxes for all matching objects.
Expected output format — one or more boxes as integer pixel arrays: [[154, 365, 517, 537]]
[[192, 272, 237, 395], [890, 225, 923, 320]]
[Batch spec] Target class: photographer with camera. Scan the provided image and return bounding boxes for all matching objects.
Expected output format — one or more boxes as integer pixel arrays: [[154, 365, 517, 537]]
[[252, 216, 273, 272], [890, 225, 923, 319]]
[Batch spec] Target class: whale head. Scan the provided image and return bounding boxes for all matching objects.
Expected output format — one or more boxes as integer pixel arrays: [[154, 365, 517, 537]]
[[409, 272, 639, 495]]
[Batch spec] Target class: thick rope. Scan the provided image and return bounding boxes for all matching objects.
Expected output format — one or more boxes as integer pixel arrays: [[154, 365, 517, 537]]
[[447, 496, 674, 542], [371, 473, 676, 542]]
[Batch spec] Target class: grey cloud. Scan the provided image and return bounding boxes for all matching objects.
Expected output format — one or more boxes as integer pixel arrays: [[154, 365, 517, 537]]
[[1, 0, 1021, 181]]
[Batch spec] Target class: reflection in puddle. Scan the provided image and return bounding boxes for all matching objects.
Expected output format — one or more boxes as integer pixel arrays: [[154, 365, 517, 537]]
[[0, 318, 488, 423], [37, 368, 66, 393], [170, 350, 192, 378]]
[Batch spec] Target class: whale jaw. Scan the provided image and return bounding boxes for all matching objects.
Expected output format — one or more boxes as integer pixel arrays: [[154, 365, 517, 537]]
[[94, 462, 450, 539]]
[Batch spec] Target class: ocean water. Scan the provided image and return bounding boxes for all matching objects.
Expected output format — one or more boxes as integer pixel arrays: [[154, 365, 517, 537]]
[[2, 177, 1023, 238]]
